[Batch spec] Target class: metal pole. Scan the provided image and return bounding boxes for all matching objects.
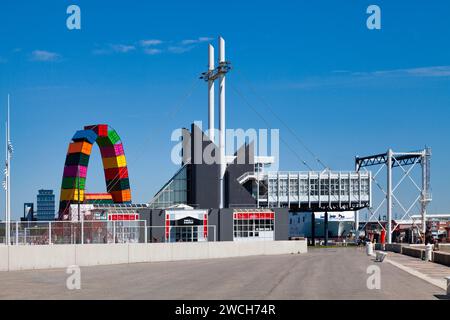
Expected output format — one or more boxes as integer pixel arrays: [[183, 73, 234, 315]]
[[387, 149, 393, 244], [15, 221, 18, 245], [4, 125, 6, 246], [324, 211, 328, 246], [208, 44, 215, 144], [311, 212, 315, 246], [144, 220, 147, 244], [77, 172, 80, 222], [7, 96, 10, 235], [421, 150, 427, 240], [354, 158, 359, 241], [219, 36, 226, 209], [49, 221, 52, 245], [113, 221, 115, 244], [81, 211, 84, 245]]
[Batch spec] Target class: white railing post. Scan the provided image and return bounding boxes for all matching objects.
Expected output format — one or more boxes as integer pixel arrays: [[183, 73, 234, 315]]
[[81, 219, 84, 245], [144, 220, 148, 244], [113, 221, 116, 244], [49, 222, 52, 245]]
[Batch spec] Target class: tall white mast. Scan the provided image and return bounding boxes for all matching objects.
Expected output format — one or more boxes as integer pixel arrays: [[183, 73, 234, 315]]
[[200, 37, 230, 209], [218, 37, 226, 209], [208, 44, 215, 143]]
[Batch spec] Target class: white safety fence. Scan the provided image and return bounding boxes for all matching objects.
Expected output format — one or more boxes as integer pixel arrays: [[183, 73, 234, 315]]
[[0, 221, 217, 245]]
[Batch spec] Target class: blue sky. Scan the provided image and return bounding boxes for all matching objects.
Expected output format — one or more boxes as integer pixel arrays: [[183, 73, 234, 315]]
[[0, 0, 449, 219]]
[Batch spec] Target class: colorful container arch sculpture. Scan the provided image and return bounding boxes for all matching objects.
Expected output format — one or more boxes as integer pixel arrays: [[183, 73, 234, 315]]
[[58, 124, 131, 220]]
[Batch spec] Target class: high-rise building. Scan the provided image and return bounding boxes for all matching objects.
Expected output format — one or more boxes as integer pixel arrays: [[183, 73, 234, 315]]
[[36, 189, 55, 221]]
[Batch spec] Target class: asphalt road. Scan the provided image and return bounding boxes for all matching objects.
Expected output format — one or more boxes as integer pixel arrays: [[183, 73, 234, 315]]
[[0, 247, 446, 300]]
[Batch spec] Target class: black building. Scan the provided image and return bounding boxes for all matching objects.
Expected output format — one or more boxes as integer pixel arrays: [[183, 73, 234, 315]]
[[21, 203, 36, 222]]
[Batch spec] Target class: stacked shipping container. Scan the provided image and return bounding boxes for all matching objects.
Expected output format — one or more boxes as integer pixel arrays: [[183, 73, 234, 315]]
[[85, 193, 114, 204], [58, 124, 132, 219]]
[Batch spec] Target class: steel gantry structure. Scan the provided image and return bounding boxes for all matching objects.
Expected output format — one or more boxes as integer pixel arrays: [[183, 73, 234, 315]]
[[355, 148, 432, 244]]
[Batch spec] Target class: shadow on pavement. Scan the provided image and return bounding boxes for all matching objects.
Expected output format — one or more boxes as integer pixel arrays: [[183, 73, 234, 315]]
[[434, 295, 450, 300]]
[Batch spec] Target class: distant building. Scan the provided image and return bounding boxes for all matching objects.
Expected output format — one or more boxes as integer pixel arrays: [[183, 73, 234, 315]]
[[289, 211, 355, 239], [21, 203, 36, 222], [36, 189, 55, 221]]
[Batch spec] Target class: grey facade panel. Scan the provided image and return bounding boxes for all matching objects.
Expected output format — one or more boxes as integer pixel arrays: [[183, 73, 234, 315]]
[[219, 209, 234, 242], [138, 209, 165, 242], [189, 123, 220, 209], [274, 208, 290, 241], [225, 141, 256, 209], [207, 209, 219, 241]]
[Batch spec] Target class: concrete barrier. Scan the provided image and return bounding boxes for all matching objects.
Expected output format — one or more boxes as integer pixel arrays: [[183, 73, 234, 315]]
[[432, 251, 450, 267], [402, 246, 424, 259], [128, 243, 151, 264], [385, 243, 404, 253], [374, 243, 384, 251], [238, 241, 266, 257], [208, 242, 239, 259], [8, 245, 76, 271], [436, 244, 450, 253], [172, 242, 209, 261], [148, 243, 173, 262], [0, 246, 8, 271], [75, 244, 129, 267], [2, 240, 308, 271]]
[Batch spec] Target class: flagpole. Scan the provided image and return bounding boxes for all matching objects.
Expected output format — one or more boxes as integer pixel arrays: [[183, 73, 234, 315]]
[[4, 122, 7, 245], [6, 94, 10, 246]]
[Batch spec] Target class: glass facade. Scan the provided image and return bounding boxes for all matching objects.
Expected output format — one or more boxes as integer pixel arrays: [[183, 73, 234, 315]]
[[36, 189, 55, 221], [256, 171, 371, 210], [233, 211, 275, 241], [149, 166, 188, 209]]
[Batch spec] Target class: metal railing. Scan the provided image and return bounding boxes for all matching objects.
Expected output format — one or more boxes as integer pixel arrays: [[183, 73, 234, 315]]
[[0, 221, 217, 245]]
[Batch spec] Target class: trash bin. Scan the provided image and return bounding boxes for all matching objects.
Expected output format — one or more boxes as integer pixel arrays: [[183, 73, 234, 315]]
[[375, 251, 388, 262]]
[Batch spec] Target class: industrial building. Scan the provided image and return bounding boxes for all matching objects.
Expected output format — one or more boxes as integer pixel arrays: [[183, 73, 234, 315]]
[[139, 37, 371, 243], [58, 37, 373, 244]]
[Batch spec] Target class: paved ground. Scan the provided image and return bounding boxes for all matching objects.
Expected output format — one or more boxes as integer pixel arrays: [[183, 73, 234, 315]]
[[0, 247, 448, 300], [385, 251, 450, 289]]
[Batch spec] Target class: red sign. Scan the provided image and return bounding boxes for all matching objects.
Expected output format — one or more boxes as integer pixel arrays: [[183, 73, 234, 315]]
[[234, 212, 274, 220], [108, 214, 138, 221]]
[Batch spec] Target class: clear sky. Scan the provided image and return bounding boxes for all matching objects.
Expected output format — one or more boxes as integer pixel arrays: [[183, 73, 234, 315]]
[[0, 0, 449, 219]]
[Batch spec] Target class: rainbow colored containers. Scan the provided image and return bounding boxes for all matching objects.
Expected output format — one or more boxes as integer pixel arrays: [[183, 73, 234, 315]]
[[59, 124, 132, 218]]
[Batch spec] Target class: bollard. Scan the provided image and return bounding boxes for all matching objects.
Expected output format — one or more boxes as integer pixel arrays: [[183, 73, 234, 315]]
[[425, 244, 433, 262], [366, 242, 374, 256]]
